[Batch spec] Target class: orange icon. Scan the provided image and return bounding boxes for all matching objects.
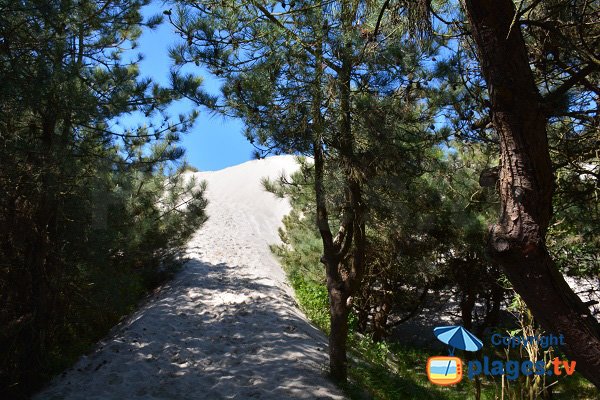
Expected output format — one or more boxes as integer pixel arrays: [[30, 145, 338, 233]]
[[427, 356, 463, 385]]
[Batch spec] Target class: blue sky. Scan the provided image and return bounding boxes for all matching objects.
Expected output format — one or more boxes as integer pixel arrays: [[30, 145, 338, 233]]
[[130, 1, 255, 171]]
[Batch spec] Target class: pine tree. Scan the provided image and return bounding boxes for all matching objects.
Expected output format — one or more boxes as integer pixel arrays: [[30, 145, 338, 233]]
[[170, 0, 443, 381], [459, 0, 600, 386], [0, 1, 206, 395]]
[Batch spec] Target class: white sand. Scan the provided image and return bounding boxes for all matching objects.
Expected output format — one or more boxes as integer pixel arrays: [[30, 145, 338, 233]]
[[35, 155, 344, 400]]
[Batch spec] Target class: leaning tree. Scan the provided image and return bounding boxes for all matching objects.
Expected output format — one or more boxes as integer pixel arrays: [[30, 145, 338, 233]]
[[456, 0, 600, 386]]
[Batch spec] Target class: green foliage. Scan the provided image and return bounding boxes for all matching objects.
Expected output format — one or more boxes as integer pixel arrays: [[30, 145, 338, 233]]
[[283, 265, 487, 400], [290, 279, 595, 400], [344, 339, 596, 400], [271, 141, 506, 342], [172, 0, 454, 381], [270, 154, 499, 397], [0, 1, 206, 397], [269, 162, 325, 283], [288, 272, 331, 333], [548, 152, 600, 277]]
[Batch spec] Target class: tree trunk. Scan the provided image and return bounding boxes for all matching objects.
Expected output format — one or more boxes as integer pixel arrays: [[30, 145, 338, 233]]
[[460, 289, 476, 332], [463, 0, 600, 387], [314, 141, 352, 381], [311, 0, 365, 382], [478, 279, 504, 338], [372, 299, 391, 342], [313, 77, 352, 382], [373, 280, 392, 342], [327, 273, 350, 382]]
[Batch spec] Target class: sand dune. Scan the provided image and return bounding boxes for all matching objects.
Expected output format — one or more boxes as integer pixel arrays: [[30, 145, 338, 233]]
[[35, 155, 344, 400]]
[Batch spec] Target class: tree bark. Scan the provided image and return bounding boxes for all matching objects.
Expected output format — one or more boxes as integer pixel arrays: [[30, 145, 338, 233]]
[[463, 0, 600, 387], [328, 279, 350, 381], [314, 139, 353, 382], [314, 135, 356, 382]]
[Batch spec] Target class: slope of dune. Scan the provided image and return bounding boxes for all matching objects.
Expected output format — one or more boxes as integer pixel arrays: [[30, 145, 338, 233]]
[[35, 155, 345, 400]]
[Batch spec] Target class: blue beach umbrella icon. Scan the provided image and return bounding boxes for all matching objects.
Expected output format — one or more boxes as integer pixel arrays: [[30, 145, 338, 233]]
[[434, 325, 483, 354], [433, 325, 483, 376]]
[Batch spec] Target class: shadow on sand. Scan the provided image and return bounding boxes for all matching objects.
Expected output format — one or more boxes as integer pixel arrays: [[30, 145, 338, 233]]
[[35, 259, 343, 400]]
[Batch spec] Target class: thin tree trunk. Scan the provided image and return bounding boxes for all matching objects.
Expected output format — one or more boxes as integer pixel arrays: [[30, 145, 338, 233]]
[[314, 137, 352, 381], [328, 278, 350, 381], [312, 31, 350, 381], [463, 0, 600, 387], [460, 289, 476, 332], [310, 0, 365, 382], [314, 136, 354, 381]]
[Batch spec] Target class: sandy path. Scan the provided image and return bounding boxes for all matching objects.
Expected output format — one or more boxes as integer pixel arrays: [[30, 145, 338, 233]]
[[35, 156, 344, 400]]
